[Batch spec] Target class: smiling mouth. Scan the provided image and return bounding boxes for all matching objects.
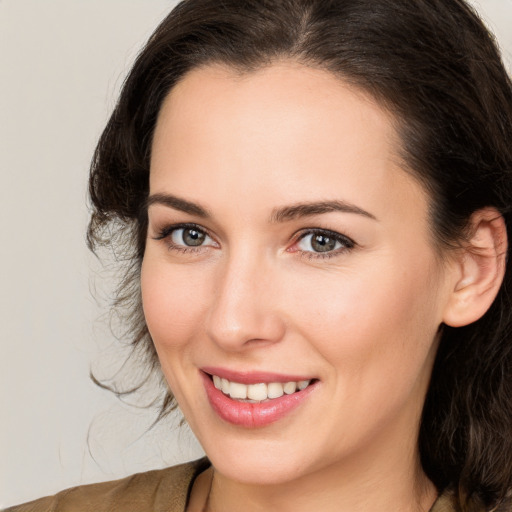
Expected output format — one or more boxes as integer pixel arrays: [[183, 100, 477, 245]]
[[201, 370, 318, 427], [209, 374, 314, 402]]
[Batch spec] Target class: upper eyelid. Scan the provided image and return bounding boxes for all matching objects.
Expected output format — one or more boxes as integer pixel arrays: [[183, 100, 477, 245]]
[[293, 227, 356, 244], [152, 222, 212, 239], [153, 224, 218, 252]]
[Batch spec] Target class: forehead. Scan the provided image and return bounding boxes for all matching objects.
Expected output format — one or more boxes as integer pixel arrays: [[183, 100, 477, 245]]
[[153, 61, 398, 166], [150, 61, 427, 227]]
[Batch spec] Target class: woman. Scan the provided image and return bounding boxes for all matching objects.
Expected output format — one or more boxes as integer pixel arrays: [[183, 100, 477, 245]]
[[5, 0, 512, 510]]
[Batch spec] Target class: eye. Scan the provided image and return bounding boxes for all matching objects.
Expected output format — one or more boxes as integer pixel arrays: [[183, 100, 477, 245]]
[[153, 223, 217, 252], [293, 229, 355, 257], [171, 227, 211, 247]]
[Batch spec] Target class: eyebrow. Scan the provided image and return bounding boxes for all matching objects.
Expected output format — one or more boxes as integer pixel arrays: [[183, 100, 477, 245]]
[[146, 193, 377, 222], [270, 200, 377, 223], [146, 193, 211, 218]]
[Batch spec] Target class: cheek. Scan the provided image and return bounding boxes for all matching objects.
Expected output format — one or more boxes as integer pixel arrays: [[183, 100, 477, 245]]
[[287, 254, 442, 387], [140, 256, 211, 356], [284, 256, 443, 445]]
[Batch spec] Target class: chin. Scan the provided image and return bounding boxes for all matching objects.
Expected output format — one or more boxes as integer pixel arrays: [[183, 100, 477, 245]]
[[212, 453, 308, 485], [195, 430, 322, 485]]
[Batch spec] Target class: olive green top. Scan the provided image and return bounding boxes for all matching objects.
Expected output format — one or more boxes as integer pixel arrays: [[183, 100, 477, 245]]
[[0, 458, 492, 512]]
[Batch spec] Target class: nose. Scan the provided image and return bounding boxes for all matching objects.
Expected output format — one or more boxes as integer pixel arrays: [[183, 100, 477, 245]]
[[205, 250, 286, 351]]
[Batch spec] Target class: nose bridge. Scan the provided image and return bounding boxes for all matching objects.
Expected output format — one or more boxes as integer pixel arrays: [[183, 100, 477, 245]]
[[205, 245, 284, 350]]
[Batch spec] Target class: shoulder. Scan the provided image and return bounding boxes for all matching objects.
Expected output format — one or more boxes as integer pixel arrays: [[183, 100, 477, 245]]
[[2, 458, 210, 512]]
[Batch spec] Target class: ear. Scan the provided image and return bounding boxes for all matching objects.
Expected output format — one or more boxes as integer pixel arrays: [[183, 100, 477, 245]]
[[442, 208, 508, 328]]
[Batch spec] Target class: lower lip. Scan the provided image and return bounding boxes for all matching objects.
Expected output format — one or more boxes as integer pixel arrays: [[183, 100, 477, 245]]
[[201, 372, 317, 428]]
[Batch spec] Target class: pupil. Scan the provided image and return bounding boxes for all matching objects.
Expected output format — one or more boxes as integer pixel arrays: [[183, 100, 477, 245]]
[[312, 234, 336, 252], [183, 229, 205, 246]]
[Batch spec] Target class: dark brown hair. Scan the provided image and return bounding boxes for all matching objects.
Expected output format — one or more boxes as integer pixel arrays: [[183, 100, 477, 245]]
[[88, 0, 512, 509]]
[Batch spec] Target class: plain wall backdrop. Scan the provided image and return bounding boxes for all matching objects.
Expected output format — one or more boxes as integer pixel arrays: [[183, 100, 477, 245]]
[[1, 0, 511, 507]]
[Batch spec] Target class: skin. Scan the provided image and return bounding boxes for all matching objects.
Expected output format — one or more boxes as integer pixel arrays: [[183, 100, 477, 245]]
[[141, 62, 462, 512]]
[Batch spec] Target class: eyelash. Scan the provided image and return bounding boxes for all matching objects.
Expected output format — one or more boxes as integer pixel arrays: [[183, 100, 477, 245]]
[[152, 223, 356, 259], [291, 228, 356, 260], [153, 223, 215, 254]]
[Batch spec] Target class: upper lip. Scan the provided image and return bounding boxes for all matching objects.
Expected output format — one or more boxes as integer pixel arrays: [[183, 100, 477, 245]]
[[201, 366, 316, 384]]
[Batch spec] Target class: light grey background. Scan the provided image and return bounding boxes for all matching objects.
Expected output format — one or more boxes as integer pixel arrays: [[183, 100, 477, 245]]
[[1, 0, 511, 507]]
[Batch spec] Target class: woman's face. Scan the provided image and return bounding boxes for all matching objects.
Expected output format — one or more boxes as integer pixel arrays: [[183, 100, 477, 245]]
[[142, 62, 455, 484]]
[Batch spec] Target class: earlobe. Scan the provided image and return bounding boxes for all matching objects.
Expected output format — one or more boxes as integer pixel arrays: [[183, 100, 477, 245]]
[[442, 208, 507, 328]]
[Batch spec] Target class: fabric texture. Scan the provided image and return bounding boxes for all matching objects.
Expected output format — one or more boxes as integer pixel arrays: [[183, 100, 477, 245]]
[[3, 458, 210, 512], [2, 458, 498, 512]]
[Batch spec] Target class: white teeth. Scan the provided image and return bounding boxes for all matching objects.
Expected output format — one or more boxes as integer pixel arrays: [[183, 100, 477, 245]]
[[247, 383, 268, 401], [298, 380, 310, 390], [221, 378, 230, 394], [211, 375, 312, 401], [283, 381, 297, 395], [229, 381, 248, 399], [267, 382, 284, 399]]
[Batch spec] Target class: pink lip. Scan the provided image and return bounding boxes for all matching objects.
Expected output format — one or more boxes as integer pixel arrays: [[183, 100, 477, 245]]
[[201, 366, 313, 385], [200, 371, 318, 428]]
